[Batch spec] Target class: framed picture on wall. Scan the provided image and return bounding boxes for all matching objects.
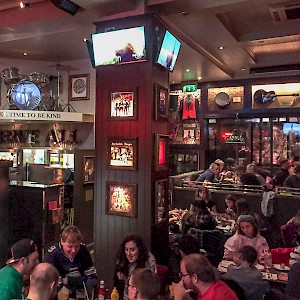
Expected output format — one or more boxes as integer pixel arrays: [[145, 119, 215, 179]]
[[106, 182, 137, 218], [155, 179, 168, 223], [155, 134, 169, 171], [155, 83, 169, 121], [109, 90, 137, 120], [83, 156, 95, 184], [69, 74, 90, 101], [108, 138, 137, 170]]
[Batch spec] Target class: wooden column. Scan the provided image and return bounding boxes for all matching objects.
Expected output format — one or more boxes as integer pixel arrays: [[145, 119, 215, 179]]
[[94, 15, 169, 287]]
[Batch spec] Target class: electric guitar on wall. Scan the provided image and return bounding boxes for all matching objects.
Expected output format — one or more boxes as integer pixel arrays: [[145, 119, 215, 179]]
[[254, 89, 299, 103]]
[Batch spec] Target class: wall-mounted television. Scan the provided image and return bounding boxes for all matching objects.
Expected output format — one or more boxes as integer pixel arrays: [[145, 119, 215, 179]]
[[283, 123, 300, 135], [86, 40, 95, 68], [156, 30, 181, 72], [92, 26, 146, 66]]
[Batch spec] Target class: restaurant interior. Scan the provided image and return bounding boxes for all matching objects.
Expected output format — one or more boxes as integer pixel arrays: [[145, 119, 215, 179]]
[[0, 0, 300, 298]]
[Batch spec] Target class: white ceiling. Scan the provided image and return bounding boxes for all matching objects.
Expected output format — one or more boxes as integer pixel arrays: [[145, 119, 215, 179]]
[[0, 0, 300, 83]]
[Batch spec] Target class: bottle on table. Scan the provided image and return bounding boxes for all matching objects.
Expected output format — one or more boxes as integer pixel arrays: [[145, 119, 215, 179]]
[[262, 248, 272, 272], [111, 287, 119, 300], [98, 280, 106, 300]]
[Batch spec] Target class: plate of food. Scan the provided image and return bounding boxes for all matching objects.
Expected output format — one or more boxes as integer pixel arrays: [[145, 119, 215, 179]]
[[273, 264, 290, 271]]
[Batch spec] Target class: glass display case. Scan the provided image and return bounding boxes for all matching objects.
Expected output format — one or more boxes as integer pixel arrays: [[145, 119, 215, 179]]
[[207, 116, 300, 175]]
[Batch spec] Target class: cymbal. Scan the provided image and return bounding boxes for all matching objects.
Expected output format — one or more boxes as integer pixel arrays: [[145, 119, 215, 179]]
[[48, 63, 78, 71]]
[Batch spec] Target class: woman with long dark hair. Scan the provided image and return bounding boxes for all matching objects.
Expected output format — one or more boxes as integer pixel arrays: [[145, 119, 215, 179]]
[[113, 234, 157, 299]]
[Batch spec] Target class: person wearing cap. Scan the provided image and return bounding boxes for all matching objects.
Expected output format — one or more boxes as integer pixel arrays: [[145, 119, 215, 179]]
[[223, 215, 269, 263], [0, 238, 39, 300], [44, 225, 94, 278]]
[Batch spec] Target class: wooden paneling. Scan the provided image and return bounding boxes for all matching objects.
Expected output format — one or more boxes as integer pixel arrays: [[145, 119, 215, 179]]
[[94, 15, 169, 289]]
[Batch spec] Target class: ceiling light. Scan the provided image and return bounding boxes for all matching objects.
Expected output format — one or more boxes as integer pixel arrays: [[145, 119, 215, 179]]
[[83, 38, 87, 42], [23, 52, 28, 56], [218, 46, 224, 50], [186, 69, 190, 72], [20, 1, 30, 8], [242, 68, 246, 71], [198, 77, 202, 80]]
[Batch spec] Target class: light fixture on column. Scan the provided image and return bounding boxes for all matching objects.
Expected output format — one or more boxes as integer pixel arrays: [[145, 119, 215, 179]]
[[20, 1, 30, 8]]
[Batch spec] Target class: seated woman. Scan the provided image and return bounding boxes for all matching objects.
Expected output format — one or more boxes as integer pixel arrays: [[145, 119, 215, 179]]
[[195, 186, 217, 213], [224, 194, 237, 220], [181, 199, 217, 234], [113, 234, 157, 299], [224, 215, 269, 264], [281, 209, 300, 248]]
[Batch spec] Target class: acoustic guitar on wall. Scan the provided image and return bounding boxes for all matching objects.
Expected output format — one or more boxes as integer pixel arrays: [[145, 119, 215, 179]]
[[254, 89, 299, 103]]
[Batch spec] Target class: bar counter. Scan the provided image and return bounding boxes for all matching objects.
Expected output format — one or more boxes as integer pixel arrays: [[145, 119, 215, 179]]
[[6, 181, 64, 261]]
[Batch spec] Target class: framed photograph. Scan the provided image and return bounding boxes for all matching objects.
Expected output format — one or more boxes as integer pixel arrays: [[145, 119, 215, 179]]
[[108, 138, 137, 170], [155, 134, 169, 171], [106, 182, 137, 218], [155, 179, 168, 223], [83, 156, 95, 184], [69, 74, 90, 101], [109, 90, 137, 120], [155, 83, 169, 121]]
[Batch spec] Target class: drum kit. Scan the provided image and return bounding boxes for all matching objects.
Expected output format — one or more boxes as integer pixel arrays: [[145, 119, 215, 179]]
[[2, 65, 76, 112]]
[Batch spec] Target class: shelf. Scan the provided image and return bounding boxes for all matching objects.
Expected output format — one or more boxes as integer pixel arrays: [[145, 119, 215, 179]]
[[0, 110, 94, 124]]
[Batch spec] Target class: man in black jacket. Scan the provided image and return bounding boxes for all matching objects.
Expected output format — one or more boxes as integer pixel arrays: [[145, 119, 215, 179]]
[[44, 225, 93, 278]]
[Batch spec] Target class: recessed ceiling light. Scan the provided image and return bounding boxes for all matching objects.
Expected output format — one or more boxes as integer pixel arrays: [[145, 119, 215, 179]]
[[186, 69, 190, 72], [242, 67, 246, 71], [218, 46, 224, 50], [83, 38, 87, 42], [172, 81, 175, 84], [23, 52, 28, 56], [198, 77, 202, 80]]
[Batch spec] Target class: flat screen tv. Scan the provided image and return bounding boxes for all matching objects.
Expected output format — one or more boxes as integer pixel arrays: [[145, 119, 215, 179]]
[[283, 123, 300, 135], [157, 30, 181, 72], [92, 26, 146, 66], [86, 40, 95, 68]]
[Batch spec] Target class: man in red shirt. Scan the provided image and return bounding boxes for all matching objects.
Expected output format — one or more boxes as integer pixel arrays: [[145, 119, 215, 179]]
[[174, 254, 238, 300]]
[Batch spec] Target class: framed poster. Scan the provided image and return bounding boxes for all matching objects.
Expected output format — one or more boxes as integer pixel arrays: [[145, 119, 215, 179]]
[[109, 90, 137, 120], [83, 156, 95, 184], [155, 83, 169, 121], [108, 138, 137, 170], [106, 182, 137, 218], [155, 134, 169, 171], [69, 74, 90, 101], [155, 179, 168, 223]]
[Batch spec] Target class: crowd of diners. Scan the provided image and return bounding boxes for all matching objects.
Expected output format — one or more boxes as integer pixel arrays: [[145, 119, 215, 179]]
[[166, 154, 300, 299], [2, 156, 300, 300]]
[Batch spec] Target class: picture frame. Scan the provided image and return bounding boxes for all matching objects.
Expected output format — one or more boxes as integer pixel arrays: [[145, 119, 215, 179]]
[[155, 134, 169, 171], [83, 156, 95, 184], [69, 74, 90, 101], [155, 179, 168, 223], [106, 182, 137, 218], [108, 138, 137, 170], [109, 90, 137, 120], [155, 83, 169, 121]]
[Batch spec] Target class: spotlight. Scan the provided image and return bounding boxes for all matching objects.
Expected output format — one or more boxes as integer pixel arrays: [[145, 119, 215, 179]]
[[20, 1, 30, 8]]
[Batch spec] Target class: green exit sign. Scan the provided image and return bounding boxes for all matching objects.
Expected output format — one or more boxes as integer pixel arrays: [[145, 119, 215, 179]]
[[182, 84, 197, 92]]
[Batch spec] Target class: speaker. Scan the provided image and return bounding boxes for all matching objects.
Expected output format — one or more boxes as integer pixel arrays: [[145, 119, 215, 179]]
[[86, 40, 95, 68], [169, 94, 179, 111], [50, 0, 81, 15]]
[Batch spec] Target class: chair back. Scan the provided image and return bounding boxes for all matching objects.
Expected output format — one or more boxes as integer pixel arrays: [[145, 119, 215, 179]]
[[271, 247, 294, 267], [188, 228, 227, 261]]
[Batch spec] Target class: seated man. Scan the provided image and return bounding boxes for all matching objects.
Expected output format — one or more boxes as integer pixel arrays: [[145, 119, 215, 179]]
[[0, 239, 39, 300], [196, 163, 220, 183], [26, 263, 59, 300], [174, 253, 238, 300], [44, 225, 94, 278], [128, 268, 161, 300], [222, 245, 269, 300]]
